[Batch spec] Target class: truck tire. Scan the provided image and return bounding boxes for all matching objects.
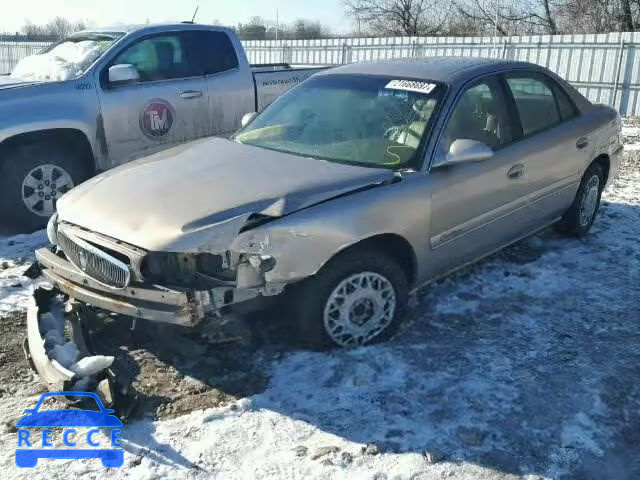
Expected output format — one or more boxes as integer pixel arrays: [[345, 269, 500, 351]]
[[0, 142, 90, 231], [286, 248, 409, 350], [554, 162, 605, 237]]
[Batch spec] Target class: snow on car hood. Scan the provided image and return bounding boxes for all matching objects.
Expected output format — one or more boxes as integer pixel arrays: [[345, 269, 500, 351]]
[[10, 39, 104, 82], [57, 137, 396, 252]]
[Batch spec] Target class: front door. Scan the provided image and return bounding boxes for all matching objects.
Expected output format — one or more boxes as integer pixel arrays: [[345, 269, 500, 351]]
[[426, 76, 531, 277], [96, 31, 209, 166]]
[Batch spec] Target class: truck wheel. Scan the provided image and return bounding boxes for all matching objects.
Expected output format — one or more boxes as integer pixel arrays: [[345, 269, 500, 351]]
[[287, 248, 408, 350], [554, 162, 604, 237], [0, 142, 90, 231]]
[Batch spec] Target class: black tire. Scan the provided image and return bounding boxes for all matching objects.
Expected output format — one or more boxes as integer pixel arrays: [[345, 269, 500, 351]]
[[285, 248, 409, 350], [0, 142, 90, 231], [554, 162, 605, 237]]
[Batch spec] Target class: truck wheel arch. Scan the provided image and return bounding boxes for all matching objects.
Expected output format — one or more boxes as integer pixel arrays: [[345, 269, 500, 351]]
[[0, 128, 96, 177]]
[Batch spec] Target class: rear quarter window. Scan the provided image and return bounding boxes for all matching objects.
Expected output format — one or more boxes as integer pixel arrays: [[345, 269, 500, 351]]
[[192, 31, 239, 75]]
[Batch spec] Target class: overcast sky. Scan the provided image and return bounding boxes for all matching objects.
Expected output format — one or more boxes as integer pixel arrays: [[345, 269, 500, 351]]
[[1, 0, 353, 34]]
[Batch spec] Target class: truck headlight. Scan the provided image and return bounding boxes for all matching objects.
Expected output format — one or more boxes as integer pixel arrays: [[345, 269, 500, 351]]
[[46, 213, 58, 246]]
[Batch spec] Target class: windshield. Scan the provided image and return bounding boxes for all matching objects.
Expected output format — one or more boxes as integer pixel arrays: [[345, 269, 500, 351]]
[[235, 75, 443, 169], [10, 32, 122, 82]]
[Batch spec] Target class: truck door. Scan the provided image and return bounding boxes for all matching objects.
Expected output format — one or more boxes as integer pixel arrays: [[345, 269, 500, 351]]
[[95, 31, 208, 165], [192, 30, 254, 136]]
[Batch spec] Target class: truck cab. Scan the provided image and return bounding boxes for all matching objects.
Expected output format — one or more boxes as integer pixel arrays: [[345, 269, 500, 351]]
[[0, 23, 325, 229]]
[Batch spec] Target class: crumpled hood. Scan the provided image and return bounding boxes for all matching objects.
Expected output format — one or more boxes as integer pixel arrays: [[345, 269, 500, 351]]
[[58, 137, 396, 252]]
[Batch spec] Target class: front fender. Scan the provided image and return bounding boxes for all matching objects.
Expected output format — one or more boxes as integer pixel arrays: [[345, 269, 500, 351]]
[[230, 175, 431, 284], [0, 77, 102, 166]]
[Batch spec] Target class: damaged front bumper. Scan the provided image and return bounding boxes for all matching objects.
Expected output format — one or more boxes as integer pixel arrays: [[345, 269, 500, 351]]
[[34, 247, 265, 327], [25, 247, 272, 408], [25, 286, 121, 408], [35, 247, 196, 326]]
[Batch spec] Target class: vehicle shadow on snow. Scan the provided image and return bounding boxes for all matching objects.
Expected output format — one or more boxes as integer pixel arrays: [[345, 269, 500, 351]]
[[92, 201, 639, 477]]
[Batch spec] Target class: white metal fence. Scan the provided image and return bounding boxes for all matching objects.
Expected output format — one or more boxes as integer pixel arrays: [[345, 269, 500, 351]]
[[244, 32, 640, 117], [4, 32, 640, 116], [0, 40, 49, 75]]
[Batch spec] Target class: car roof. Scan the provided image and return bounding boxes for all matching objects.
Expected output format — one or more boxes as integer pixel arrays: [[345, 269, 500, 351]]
[[80, 22, 235, 36], [321, 57, 539, 84]]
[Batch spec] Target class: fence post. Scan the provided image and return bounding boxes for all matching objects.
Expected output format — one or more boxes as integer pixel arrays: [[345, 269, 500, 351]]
[[612, 37, 627, 111]]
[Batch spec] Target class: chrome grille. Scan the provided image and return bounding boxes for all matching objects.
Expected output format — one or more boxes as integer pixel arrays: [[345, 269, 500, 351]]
[[58, 228, 131, 289]]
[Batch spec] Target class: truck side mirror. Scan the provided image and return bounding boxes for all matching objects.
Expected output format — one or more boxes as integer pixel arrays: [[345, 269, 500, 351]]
[[241, 112, 257, 127], [108, 64, 140, 85]]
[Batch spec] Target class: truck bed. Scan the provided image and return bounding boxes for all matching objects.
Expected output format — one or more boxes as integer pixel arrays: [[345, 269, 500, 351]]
[[252, 65, 329, 111]]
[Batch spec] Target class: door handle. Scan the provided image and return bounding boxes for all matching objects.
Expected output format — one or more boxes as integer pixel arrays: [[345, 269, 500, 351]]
[[179, 90, 203, 99], [576, 137, 590, 150], [507, 164, 525, 180]]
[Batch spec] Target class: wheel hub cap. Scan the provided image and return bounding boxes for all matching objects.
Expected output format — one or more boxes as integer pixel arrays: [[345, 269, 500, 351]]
[[579, 175, 600, 227], [323, 272, 396, 347], [21, 165, 74, 217]]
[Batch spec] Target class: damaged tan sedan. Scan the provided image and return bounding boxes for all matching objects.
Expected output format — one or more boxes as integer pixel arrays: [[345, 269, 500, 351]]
[[27, 58, 622, 397]]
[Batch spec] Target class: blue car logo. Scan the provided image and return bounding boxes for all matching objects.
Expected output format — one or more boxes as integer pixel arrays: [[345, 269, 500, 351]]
[[15, 391, 124, 468]]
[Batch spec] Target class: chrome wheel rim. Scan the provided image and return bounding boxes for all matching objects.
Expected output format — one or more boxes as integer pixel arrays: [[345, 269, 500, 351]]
[[579, 175, 600, 227], [21, 164, 74, 217], [323, 272, 396, 347]]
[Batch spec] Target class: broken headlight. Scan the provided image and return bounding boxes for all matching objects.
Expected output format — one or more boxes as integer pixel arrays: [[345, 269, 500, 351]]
[[141, 252, 234, 287]]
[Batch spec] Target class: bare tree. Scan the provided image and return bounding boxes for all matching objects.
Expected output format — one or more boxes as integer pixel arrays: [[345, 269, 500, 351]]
[[455, 0, 560, 35], [22, 17, 89, 39], [344, 0, 451, 35], [558, 0, 640, 32]]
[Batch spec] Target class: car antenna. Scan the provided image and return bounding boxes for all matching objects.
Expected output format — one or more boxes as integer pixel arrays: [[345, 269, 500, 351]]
[[191, 6, 199, 23]]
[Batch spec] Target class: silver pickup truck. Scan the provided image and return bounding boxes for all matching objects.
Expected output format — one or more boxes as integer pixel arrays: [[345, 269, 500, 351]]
[[0, 23, 325, 229]]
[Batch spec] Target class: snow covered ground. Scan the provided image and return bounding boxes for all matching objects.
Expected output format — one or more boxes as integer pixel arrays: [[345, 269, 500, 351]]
[[0, 123, 638, 479]]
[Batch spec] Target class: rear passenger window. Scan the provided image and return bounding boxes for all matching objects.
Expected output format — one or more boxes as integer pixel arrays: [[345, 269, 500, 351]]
[[193, 31, 239, 75], [506, 76, 560, 136], [551, 81, 579, 120]]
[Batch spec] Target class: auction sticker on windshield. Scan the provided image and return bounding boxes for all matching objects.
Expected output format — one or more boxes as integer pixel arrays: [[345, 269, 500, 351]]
[[385, 80, 437, 94]]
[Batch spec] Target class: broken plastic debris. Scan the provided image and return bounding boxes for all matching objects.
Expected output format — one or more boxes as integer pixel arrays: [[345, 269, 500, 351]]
[[70, 356, 115, 377]]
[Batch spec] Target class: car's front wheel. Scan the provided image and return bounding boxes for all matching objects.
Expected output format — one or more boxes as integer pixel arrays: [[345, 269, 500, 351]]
[[288, 248, 409, 350], [555, 162, 605, 237]]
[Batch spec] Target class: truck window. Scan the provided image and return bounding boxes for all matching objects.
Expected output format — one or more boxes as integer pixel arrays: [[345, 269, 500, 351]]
[[192, 31, 239, 75], [111, 33, 200, 83]]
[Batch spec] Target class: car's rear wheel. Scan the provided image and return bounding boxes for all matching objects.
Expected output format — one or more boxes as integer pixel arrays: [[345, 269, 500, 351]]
[[0, 142, 89, 231], [287, 248, 408, 350], [554, 162, 605, 237]]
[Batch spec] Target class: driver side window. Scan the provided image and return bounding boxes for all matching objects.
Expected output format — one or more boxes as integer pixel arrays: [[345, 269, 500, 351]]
[[443, 78, 512, 153]]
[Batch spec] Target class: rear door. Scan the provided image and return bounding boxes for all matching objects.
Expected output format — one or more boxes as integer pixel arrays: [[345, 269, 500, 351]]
[[501, 71, 590, 222], [192, 30, 254, 136], [96, 31, 209, 165]]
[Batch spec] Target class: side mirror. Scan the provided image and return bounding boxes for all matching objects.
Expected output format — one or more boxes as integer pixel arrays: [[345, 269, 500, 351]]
[[241, 112, 257, 128], [438, 139, 493, 167], [108, 64, 140, 84]]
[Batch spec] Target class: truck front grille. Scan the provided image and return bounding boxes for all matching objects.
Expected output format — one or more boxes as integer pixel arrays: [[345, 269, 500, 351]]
[[58, 228, 131, 289]]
